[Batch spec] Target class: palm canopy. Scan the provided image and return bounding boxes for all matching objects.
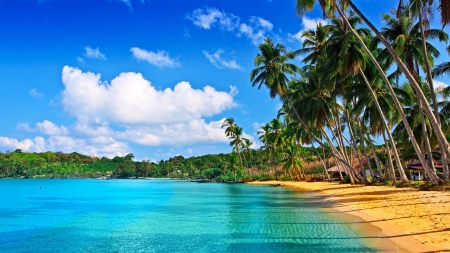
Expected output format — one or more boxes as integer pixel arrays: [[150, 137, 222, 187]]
[[432, 45, 450, 78], [296, 22, 330, 65], [375, 5, 447, 79], [250, 38, 301, 98], [322, 12, 371, 77]]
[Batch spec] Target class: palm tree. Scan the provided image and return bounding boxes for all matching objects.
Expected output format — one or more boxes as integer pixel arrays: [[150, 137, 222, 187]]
[[222, 117, 236, 137], [297, 0, 450, 169], [282, 145, 306, 180], [250, 38, 300, 98], [377, 6, 446, 81], [251, 36, 360, 182], [379, 7, 447, 182], [295, 22, 329, 65], [242, 138, 254, 177], [222, 117, 245, 174]]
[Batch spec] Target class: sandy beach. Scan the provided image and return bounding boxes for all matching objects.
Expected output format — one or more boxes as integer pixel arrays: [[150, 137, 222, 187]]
[[247, 181, 450, 253]]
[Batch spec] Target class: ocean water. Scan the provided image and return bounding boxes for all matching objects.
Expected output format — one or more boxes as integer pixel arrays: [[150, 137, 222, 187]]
[[0, 180, 377, 252]]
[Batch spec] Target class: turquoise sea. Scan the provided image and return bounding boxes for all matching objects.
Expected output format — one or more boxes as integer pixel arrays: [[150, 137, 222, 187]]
[[0, 180, 380, 252]]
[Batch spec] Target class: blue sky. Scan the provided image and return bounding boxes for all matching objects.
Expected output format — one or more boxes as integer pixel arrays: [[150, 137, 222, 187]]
[[0, 0, 449, 161]]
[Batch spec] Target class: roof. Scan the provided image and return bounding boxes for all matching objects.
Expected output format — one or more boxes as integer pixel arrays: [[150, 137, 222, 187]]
[[406, 159, 445, 170]]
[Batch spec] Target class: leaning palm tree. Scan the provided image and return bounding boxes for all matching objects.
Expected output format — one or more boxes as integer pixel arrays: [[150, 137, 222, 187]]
[[251, 37, 361, 182], [379, 6, 447, 182], [297, 0, 450, 170]]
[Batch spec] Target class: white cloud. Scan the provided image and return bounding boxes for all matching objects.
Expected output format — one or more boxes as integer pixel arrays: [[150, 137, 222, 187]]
[[36, 120, 69, 136], [251, 16, 273, 30], [203, 50, 242, 70], [84, 46, 107, 60], [115, 119, 229, 146], [433, 79, 449, 92], [29, 88, 44, 98], [238, 16, 273, 45], [187, 8, 239, 31], [130, 47, 180, 67], [0, 137, 35, 151], [17, 123, 34, 132], [288, 16, 328, 43], [61, 66, 237, 125], [188, 8, 273, 45], [0, 132, 129, 158]]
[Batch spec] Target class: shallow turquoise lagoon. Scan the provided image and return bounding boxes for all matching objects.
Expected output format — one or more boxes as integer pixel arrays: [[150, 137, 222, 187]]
[[0, 180, 377, 252]]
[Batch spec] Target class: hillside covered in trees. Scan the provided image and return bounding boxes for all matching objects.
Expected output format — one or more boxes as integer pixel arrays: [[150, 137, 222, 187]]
[[0, 144, 391, 181]]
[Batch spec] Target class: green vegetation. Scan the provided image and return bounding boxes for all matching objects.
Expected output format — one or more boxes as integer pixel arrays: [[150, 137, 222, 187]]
[[240, 0, 450, 186], [0, 146, 379, 181]]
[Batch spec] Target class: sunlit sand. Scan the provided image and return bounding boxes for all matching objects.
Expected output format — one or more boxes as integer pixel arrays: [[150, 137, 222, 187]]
[[248, 181, 450, 252]]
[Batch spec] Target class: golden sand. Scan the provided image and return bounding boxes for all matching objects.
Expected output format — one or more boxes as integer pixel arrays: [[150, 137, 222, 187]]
[[247, 181, 450, 253]]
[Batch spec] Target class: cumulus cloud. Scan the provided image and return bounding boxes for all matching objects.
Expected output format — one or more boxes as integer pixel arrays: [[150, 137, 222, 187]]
[[84, 46, 107, 60], [36, 120, 69, 136], [188, 8, 273, 45], [61, 66, 234, 125], [288, 16, 328, 43], [130, 47, 180, 68], [115, 119, 228, 146], [29, 88, 44, 98], [0, 137, 35, 151], [61, 66, 237, 125], [203, 50, 241, 69], [187, 8, 240, 31]]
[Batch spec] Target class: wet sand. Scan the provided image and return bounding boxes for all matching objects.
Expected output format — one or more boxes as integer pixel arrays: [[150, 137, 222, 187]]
[[247, 181, 450, 253]]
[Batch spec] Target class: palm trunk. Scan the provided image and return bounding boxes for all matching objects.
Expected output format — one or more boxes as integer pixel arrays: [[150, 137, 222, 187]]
[[382, 130, 396, 183], [312, 144, 331, 181], [338, 6, 429, 183], [285, 97, 358, 178], [347, 1, 450, 169], [418, 9, 449, 180], [418, 98, 440, 183], [321, 128, 361, 183], [358, 70, 409, 182], [356, 117, 375, 180], [335, 111, 352, 166], [345, 112, 368, 183], [366, 131, 384, 180]]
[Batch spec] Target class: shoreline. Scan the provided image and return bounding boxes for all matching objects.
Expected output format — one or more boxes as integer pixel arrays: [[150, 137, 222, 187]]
[[247, 180, 449, 253]]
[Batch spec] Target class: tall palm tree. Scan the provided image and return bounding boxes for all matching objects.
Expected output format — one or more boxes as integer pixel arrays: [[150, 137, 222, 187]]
[[297, 0, 450, 168], [377, 6, 446, 81], [295, 22, 329, 65], [222, 117, 245, 172], [380, 6, 447, 181], [250, 38, 300, 98], [251, 37, 360, 182]]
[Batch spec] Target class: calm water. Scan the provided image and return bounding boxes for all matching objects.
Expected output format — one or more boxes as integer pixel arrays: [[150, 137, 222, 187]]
[[0, 180, 377, 252]]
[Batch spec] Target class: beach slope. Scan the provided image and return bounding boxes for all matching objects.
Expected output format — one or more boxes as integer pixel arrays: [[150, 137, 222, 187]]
[[248, 181, 450, 253]]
